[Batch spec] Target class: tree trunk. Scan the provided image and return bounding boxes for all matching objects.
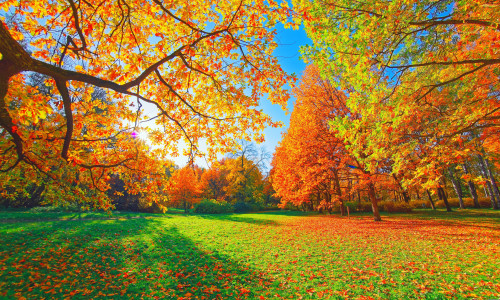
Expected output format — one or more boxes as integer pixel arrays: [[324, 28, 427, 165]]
[[415, 188, 420, 200], [326, 192, 332, 215], [462, 163, 479, 208], [333, 169, 344, 216], [484, 158, 500, 210], [426, 189, 436, 210], [356, 177, 361, 203], [438, 187, 452, 212], [316, 190, 321, 212], [477, 155, 499, 209], [367, 183, 381, 221], [483, 185, 490, 198], [340, 201, 345, 216], [348, 179, 352, 202], [448, 168, 465, 209], [392, 174, 410, 203], [183, 200, 188, 214]]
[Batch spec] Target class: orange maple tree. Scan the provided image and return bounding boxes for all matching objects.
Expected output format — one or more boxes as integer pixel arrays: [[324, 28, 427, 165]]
[[272, 65, 386, 220], [199, 161, 230, 201], [166, 166, 202, 213]]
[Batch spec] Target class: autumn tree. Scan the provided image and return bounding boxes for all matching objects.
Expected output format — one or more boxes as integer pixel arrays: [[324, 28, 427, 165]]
[[295, 0, 500, 205], [0, 0, 295, 209], [226, 141, 269, 202], [273, 65, 385, 220], [166, 166, 202, 213], [200, 161, 230, 201], [262, 168, 280, 207], [223, 156, 265, 204]]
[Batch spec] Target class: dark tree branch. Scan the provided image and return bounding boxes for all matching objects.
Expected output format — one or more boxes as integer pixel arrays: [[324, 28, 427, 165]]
[[67, 0, 88, 52], [55, 79, 74, 160], [386, 58, 500, 69]]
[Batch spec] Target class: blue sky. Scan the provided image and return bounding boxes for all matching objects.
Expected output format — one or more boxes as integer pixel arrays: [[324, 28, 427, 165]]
[[169, 24, 311, 170], [259, 24, 311, 169]]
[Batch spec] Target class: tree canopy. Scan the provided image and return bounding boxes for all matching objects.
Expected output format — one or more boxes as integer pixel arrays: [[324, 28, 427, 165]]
[[293, 0, 500, 194], [0, 0, 294, 209]]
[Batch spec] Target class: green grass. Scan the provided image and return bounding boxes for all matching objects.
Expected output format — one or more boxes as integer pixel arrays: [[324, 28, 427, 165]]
[[0, 209, 499, 299], [0, 209, 151, 221]]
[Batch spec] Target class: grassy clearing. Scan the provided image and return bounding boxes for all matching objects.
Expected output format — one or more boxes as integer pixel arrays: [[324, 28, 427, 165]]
[[0, 208, 169, 222], [0, 209, 499, 299]]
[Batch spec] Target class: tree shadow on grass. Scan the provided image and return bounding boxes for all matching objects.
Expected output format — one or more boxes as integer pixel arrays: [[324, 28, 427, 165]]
[[194, 210, 321, 226], [396, 209, 500, 231], [409, 208, 500, 221], [196, 214, 280, 226], [0, 211, 173, 223], [0, 218, 281, 299]]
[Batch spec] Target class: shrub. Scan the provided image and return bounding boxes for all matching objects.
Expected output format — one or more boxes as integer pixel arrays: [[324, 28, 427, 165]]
[[435, 197, 491, 209], [380, 201, 412, 213], [345, 202, 357, 210], [284, 203, 301, 211], [435, 200, 461, 209], [194, 199, 234, 214], [446, 198, 462, 207], [479, 197, 494, 207], [445, 197, 479, 208], [250, 202, 263, 212], [355, 202, 373, 212], [260, 205, 281, 211], [409, 200, 431, 209], [233, 201, 253, 213], [434, 200, 447, 209]]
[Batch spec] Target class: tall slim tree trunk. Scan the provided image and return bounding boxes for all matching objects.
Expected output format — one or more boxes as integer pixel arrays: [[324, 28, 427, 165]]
[[347, 178, 352, 202], [448, 168, 465, 209], [426, 189, 436, 210], [486, 182, 497, 207], [326, 192, 333, 215], [392, 174, 410, 203], [483, 185, 490, 198], [462, 163, 479, 208], [367, 183, 381, 221], [477, 155, 499, 209], [415, 188, 420, 200], [339, 200, 345, 216], [316, 190, 321, 212], [333, 170, 344, 216], [402, 191, 410, 203], [438, 187, 452, 212], [484, 158, 500, 210], [356, 177, 361, 203]]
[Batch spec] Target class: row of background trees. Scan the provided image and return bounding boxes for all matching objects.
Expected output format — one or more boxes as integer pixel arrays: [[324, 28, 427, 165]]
[[1, 141, 280, 213], [272, 66, 499, 220]]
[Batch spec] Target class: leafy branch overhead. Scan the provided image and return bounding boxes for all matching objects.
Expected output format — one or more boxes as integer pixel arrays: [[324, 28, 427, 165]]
[[294, 0, 499, 183], [0, 0, 295, 208]]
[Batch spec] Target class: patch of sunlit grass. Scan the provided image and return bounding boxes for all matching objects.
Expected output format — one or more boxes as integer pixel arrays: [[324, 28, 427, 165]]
[[0, 210, 499, 299]]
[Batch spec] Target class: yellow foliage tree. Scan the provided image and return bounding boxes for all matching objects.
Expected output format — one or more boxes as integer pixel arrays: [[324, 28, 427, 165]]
[[0, 0, 294, 209]]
